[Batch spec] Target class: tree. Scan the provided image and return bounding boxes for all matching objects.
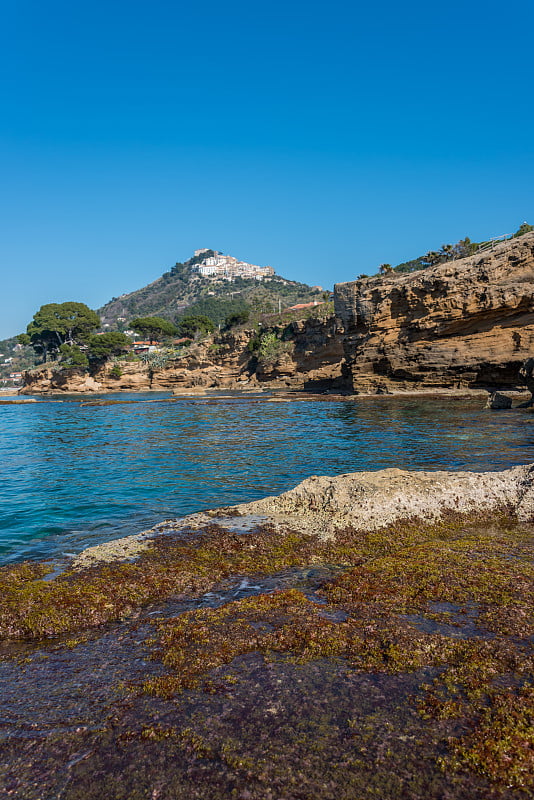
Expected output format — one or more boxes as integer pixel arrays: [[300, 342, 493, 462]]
[[59, 344, 89, 368], [423, 251, 442, 267], [130, 317, 178, 344], [176, 315, 215, 339], [87, 332, 130, 362], [177, 297, 250, 328], [224, 310, 250, 329], [22, 302, 100, 362], [379, 263, 394, 275], [514, 222, 534, 237], [452, 237, 475, 259]]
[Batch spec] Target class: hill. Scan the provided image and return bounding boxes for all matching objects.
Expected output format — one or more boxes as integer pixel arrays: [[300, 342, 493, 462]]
[[98, 250, 326, 330], [0, 336, 34, 386]]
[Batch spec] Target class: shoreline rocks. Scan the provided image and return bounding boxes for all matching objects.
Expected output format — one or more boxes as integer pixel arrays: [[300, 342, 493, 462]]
[[72, 463, 534, 567]]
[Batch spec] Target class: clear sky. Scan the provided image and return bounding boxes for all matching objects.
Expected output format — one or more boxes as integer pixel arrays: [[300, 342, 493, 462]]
[[1, 0, 533, 339]]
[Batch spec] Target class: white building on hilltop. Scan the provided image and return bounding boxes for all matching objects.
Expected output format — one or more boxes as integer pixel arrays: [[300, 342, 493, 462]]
[[193, 251, 275, 281]]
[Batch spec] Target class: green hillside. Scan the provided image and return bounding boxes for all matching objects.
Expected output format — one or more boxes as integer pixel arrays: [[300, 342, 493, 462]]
[[98, 252, 326, 330], [0, 336, 35, 384]]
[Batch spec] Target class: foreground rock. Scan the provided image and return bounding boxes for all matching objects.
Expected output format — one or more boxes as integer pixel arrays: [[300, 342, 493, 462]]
[[335, 232, 534, 392], [75, 463, 534, 567], [241, 463, 534, 523], [0, 464, 532, 799]]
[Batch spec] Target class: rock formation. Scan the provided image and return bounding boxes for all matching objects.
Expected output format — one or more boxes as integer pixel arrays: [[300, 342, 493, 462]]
[[21, 314, 344, 394], [21, 232, 534, 396], [234, 462, 534, 536], [335, 232, 534, 392], [73, 462, 534, 566]]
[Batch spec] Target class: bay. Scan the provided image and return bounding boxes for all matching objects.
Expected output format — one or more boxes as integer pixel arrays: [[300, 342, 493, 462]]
[[1, 391, 533, 564]]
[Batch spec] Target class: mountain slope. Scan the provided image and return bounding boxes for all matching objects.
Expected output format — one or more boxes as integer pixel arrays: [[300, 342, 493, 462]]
[[98, 253, 325, 328]]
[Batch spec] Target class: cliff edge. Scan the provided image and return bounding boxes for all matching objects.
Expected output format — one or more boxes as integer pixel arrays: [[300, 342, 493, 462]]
[[335, 232, 534, 392], [21, 313, 344, 394]]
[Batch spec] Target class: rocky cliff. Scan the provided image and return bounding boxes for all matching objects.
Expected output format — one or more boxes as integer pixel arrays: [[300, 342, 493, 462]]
[[335, 232, 534, 392], [21, 233, 534, 396], [21, 314, 344, 394]]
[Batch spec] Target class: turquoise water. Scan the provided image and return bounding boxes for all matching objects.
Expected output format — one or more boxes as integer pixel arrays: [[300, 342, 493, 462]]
[[1, 392, 533, 564]]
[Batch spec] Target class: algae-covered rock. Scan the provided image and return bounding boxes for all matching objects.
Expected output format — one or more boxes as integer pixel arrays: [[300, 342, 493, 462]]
[[235, 463, 534, 537]]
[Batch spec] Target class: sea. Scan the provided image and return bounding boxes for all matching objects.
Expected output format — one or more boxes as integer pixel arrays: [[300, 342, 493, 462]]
[[1, 391, 533, 565]]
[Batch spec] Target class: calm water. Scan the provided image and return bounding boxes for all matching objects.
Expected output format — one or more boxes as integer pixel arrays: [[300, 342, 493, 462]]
[[1, 392, 533, 564]]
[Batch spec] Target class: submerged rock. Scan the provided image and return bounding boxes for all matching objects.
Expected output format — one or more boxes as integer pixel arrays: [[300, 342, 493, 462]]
[[1, 463, 533, 798]]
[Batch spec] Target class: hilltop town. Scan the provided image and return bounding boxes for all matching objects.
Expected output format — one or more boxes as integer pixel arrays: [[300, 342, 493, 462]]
[[191, 249, 275, 280], [96, 248, 324, 330]]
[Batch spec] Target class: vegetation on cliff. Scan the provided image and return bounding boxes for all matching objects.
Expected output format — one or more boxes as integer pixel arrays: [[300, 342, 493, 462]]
[[381, 221, 533, 276], [16, 302, 134, 370], [17, 302, 101, 362], [130, 316, 179, 343]]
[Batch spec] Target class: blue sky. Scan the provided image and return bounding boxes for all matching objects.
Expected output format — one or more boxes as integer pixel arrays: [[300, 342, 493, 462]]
[[1, 0, 533, 338]]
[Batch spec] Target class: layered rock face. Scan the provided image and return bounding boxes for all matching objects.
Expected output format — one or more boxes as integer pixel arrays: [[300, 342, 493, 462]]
[[21, 315, 344, 394], [335, 233, 534, 392]]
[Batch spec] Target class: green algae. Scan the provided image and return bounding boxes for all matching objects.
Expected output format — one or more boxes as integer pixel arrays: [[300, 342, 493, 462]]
[[135, 516, 533, 790], [444, 684, 534, 787]]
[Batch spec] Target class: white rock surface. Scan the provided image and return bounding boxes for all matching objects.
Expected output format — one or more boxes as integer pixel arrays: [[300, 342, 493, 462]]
[[72, 464, 534, 566]]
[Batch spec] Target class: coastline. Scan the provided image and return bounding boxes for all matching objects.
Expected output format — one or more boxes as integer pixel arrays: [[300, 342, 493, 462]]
[[1, 463, 532, 798], [12, 384, 530, 401], [71, 462, 534, 568]]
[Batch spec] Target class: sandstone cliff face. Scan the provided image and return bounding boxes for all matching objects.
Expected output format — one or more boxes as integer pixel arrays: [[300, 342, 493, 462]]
[[21, 315, 344, 394], [335, 232, 534, 392], [254, 316, 344, 389]]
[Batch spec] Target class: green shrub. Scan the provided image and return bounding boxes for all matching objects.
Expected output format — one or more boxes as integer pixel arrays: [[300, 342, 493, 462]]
[[109, 364, 122, 379], [59, 344, 89, 369], [257, 332, 293, 365]]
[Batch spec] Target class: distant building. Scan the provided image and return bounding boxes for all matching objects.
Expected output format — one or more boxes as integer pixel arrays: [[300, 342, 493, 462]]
[[132, 340, 161, 354], [191, 250, 275, 282], [197, 264, 219, 277], [194, 248, 216, 257]]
